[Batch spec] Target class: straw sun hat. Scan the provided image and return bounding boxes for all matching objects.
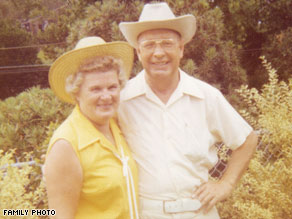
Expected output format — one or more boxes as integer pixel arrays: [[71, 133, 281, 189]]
[[49, 36, 134, 104], [119, 2, 196, 48]]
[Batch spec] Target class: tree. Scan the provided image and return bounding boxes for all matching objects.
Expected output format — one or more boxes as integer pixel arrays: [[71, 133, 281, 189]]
[[210, 0, 292, 88], [217, 57, 292, 218], [261, 27, 292, 83], [174, 2, 247, 94], [41, 0, 248, 95], [0, 19, 38, 66], [0, 0, 66, 66], [36, 0, 93, 64]]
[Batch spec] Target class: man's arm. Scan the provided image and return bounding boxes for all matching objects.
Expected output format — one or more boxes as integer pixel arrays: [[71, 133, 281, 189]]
[[193, 131, 258, 213]]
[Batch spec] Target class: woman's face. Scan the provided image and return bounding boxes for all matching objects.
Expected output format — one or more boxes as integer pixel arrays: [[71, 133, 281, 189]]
[[76, 69, 120, 127]]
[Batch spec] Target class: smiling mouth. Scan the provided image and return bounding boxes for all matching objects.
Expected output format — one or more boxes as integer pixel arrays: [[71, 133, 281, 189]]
[[153, 61, 168, 65], [152, 62, 169, 68], [97, 104, 113, 109]]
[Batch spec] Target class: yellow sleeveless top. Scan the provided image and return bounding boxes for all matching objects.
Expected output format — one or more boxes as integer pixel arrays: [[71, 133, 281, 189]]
[[47, 106, 139, 219]]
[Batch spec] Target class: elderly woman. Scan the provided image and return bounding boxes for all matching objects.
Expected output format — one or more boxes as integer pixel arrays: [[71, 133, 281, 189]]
[[44, 37, 139, 219]]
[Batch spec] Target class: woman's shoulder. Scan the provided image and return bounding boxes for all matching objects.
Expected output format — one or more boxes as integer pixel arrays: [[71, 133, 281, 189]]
[[47, 114, 79, 157]]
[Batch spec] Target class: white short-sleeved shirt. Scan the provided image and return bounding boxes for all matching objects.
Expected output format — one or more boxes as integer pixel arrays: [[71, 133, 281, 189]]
[[118, 69, 252, 201]]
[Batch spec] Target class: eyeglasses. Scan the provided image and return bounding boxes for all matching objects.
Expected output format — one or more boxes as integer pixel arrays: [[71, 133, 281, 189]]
[[139, 39, 177, 52]]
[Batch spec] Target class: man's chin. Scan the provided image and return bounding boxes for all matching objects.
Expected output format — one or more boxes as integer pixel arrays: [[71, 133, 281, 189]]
[[149, 69, 171, 77]]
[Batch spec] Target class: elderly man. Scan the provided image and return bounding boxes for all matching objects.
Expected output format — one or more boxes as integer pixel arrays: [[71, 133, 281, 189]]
[[118, 2, 258, 219]]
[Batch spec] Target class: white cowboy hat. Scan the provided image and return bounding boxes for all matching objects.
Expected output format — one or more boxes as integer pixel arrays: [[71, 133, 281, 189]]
[[119, 2, 196, 48], [49, 36, 134, 104]]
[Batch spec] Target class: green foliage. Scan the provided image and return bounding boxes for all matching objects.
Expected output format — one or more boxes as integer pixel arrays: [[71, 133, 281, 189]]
[[62, 0, 142, 48], [2, 0, 291, 96], [262, 27, 292, 83], [0, 87, 72, 160], [211, 0, 292, 45], [0, 56, 290, 217], [36, 0, 88, 63], [0, 0, 39, 20], [0, 2, 291, 215], [216, 57, 292, 218], [160, 0, 249, 94], [0, 0, 69, 67], [237, 57, 292, 156], [44, 0, 247, 95], [0, 19, 38, 66], [0, 86, 71, 214], [0, 149, 48, 217], [210, 0, 292, 89], [173, 0, 247, 94]]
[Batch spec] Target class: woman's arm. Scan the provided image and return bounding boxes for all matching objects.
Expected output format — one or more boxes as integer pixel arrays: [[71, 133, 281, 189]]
[[45, 139, 83, 219]]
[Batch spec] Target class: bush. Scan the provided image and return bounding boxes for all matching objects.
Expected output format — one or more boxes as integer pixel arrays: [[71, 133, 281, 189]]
[[0, 87, 72, 161], [0, 87, 71, 216], [216, 57, 292, 218], [0, 150, 47, 218], [1, 58, 291, 217]]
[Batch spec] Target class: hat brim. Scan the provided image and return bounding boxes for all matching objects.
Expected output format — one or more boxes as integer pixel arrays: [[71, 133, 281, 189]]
[[119, 15, 196, 48], [49, 42, 134, 104]]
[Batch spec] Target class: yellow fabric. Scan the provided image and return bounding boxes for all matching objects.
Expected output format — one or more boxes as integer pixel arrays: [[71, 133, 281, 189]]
[[47, 106, 139, 219]]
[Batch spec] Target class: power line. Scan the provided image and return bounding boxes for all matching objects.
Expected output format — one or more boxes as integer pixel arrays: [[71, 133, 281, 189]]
[[0, 64, 50, 69], [0, 40, 264, 52], [0, 42, 67, 51], [238, 48, 264, 52], [0, 47, 265, 70], [0, 64, 50, 75]]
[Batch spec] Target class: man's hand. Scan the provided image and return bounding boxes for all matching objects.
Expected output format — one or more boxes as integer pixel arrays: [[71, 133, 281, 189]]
[[192, 131, 258, 214], [192, 180, 233, 214]]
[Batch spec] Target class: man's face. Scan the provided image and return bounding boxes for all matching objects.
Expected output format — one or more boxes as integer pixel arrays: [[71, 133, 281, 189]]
[[137, 29, 184, 80]]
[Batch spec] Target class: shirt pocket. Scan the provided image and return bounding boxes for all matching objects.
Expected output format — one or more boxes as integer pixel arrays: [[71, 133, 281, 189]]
[[180, 119, 210, 168]]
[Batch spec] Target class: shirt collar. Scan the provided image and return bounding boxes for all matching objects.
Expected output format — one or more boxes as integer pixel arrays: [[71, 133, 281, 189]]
[[121, 69, 204, 102], [70, 105, 121, 151], [121, 70, 146, 101], [179, 69, 204, 99]]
